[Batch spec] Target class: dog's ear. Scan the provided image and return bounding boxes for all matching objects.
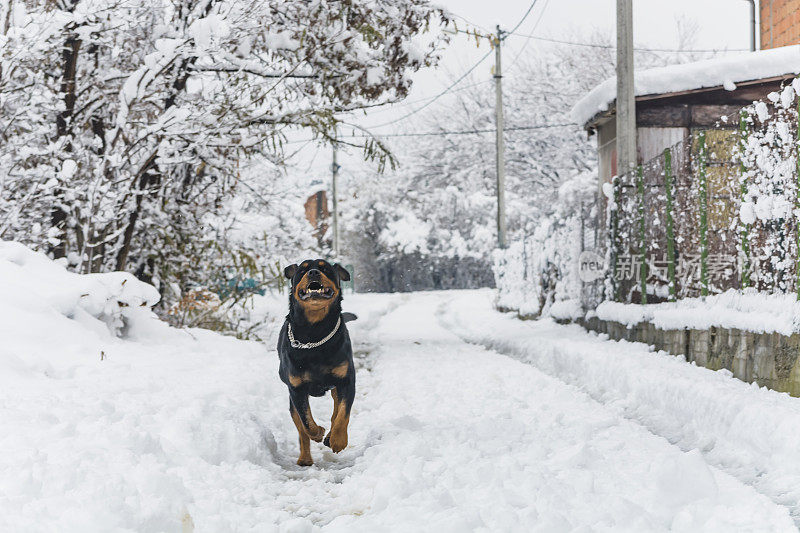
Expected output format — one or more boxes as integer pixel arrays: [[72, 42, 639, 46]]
[[334, 263, 350, 282], [283, 264, 298, 280]]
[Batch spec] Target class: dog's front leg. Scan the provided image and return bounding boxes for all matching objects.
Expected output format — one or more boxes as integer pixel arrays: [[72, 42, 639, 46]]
[[289, 403, 313, 466], [289, 390, 325, 442], [325, 384, 354, 453]]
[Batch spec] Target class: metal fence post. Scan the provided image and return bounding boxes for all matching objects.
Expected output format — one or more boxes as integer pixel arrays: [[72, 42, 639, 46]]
[[608, 174, 620, 301], [698, 130, 709, 297], [637, 165, 647, 304], [663, 148, 677, 301], [739, 110, 751, 289], [796, 99, 800, 299]]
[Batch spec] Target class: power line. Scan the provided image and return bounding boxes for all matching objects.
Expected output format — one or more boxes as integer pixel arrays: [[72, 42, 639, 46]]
[[370, 123, 576, 138], [366, 3, 544, 130], [447, 26, 748, 54], [449, 12, 490, 33], [286, 123, 577, 144], [506, 32, 749, 53], [506, 0, 540, 37], [362, 79, 493, 116], [507, 0, 551, 70], [366, 48, 493, 129]]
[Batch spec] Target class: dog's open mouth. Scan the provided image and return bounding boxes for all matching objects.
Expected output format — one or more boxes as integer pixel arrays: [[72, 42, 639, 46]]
[[299, 281, 334, 300]]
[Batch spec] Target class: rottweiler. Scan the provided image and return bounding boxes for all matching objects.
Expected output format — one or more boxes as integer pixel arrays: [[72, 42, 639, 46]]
[[277, 259, 355, 466]]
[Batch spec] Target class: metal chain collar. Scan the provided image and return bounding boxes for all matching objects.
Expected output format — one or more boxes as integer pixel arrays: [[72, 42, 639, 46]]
[[287, 316, 341, 349]]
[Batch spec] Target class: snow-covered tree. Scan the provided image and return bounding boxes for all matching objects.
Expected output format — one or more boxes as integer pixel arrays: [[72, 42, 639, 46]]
[[0, 0, 451, 312]]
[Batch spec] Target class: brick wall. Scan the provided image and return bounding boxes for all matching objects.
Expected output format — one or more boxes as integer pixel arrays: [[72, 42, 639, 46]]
[[760, 0, 800, 49]]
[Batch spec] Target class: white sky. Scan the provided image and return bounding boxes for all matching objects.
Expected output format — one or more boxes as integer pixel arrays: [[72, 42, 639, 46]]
[[289, 0, 754, 186]]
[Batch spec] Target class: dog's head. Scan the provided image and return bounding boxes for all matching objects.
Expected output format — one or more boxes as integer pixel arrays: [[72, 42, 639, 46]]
[[284, 259, 350, 324]]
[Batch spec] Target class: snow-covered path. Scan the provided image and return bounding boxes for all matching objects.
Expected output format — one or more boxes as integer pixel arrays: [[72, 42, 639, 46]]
[[1, 290, 798, 532]]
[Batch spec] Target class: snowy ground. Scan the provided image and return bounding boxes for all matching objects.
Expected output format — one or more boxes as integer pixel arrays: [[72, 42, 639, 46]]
[[2, 282, 800, 531]]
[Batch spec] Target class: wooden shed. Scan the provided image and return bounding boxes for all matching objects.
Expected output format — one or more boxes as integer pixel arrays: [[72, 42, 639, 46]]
[[572, 45, 800, 185]]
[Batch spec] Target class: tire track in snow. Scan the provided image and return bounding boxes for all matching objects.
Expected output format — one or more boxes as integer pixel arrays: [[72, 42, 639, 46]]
[[437, 291, 800, 528]]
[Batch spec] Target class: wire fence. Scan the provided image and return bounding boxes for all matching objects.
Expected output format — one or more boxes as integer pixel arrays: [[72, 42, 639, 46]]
[[608, 85, 800, 304]]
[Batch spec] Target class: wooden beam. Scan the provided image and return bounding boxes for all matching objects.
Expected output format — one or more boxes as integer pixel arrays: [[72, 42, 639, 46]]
[[691, 105, 744, 128], [637, 105, 689, 127]]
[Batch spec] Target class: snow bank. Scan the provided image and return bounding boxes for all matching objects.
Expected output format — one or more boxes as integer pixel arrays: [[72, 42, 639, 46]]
[[442, 290, 800, 525], [595, 289, 800, 334], [572, 45, 800, 126], [0, 241, 160, 337]]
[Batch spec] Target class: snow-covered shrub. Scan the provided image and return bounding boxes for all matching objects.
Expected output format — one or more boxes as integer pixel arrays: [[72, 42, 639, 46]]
[[494, 171, 598, 318], [0, 241, 160, 338]]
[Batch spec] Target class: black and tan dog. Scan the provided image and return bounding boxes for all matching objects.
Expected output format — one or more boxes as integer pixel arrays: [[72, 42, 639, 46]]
[[277, 259, 355, 466]]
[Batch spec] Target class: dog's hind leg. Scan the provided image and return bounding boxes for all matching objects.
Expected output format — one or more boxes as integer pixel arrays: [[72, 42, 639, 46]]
[[290, 391, 325, 442], [325, 384, 354, 453], [290, 403, 313, 466]]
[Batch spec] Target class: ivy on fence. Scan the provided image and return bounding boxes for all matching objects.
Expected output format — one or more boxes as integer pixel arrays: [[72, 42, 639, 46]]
[[606, 79, 800, 303], [663, 147, 677, 301]]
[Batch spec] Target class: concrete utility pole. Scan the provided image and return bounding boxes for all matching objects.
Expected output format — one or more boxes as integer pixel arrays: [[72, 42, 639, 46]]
[[331, 129, 340, 257], [494, 25, 507, 249], [616, 0, 636, 179]]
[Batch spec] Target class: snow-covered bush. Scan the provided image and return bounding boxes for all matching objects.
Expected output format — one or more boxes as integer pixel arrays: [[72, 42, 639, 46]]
[[494, 171, 598, 318], [0, 241, 160, 338]]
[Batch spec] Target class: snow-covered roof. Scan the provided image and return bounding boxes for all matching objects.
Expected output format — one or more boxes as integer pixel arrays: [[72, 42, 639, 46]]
[[571, 45, 800, 127]]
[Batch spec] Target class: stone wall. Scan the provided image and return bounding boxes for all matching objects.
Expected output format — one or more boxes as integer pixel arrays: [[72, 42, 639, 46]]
[[580, 316, 800, 397]]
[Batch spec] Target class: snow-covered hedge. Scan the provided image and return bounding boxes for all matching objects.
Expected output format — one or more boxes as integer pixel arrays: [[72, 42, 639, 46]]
[[494, 171, 598, 318], [0, 241, 160, 338], [735, 79, 800, 292]]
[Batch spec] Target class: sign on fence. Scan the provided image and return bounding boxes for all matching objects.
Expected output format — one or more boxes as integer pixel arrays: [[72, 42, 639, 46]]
[[579, 251, 606, 283]]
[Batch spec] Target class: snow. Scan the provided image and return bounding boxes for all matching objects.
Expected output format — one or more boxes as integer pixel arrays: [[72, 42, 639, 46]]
[[378, 212, 431, 255], [0, 241, 160, 337], [188, 15, 231, 50], [0, 245, 796, 531], [264, 31, 301, 51], [595, 289, 800, 335], [442, 290, 800, 526], [571, 45, 800, 126]]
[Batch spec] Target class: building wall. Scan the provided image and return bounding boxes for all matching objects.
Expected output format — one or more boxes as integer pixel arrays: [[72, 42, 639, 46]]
[[637, 127, 687, 164], [760, 0, 800, 49], [596, 118, 617, 186]]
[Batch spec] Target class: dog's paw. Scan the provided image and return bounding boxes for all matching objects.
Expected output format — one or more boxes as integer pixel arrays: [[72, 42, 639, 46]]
[[297, 456, 313, 467], [308, 426, 325, 442], [323, 433, 331, 448], [328, 431, 348, 453]]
